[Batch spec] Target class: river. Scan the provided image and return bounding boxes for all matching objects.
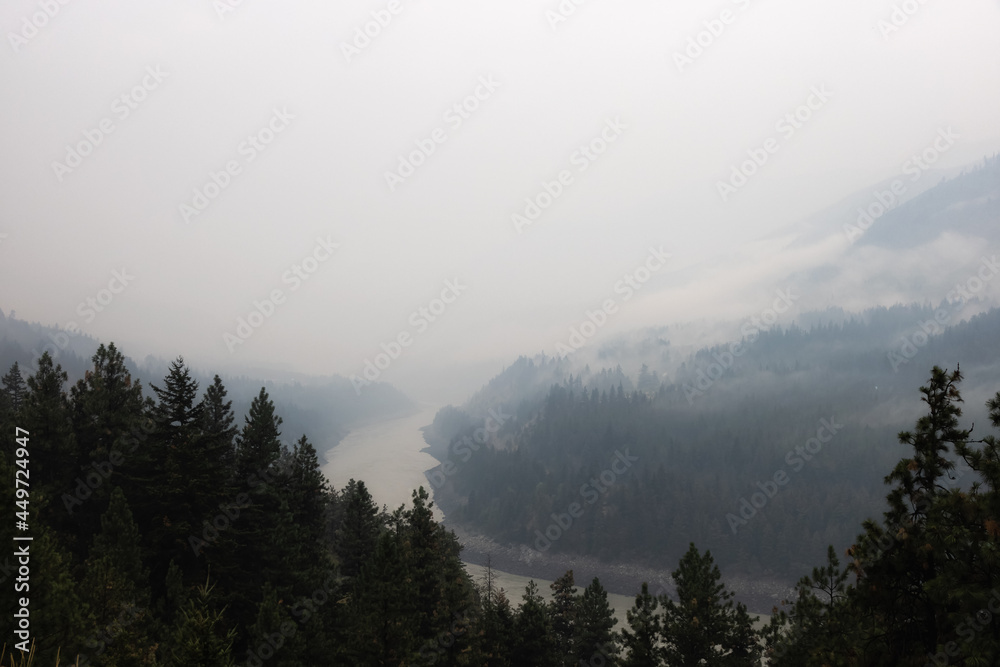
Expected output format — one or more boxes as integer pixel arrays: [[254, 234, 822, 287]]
[[321, 404, 772, 628]]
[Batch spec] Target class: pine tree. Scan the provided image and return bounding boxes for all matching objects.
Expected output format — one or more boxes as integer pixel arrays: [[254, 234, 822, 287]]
[[79, 486, 156, 666], [2, 361, 27, 415], [22, 353, 82, 544], [403, 486, 477, 661], [225, 387, 287, 632], [166, 576, 237, 667], [200, 374, 238, 481], [548, 569, 578, 665], [475, 558, 515, 667], [236, 387, 283, 481], [848, 366, 969, 662], [144, 359, 220, 594], [572, 577, 619, 666], [620, 583, 664, 667], [762, 546, 854, 667], [335, 479, 383, 579], [243, 583, 300, 667], [69, 344, 148, 560], [512, 581, 558, 667], [344, 529, 418, 665], [661, 543, 759, 667]]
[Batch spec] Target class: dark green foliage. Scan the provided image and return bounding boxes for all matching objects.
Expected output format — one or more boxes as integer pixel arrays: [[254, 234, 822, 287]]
[[767, 367, 1000, 665], [661, 543, 760, 667], [79, 486, 156, 666], [512, 581, 559, 667], [2, 362, 26, 416], [334, 478, 383, 579], [165, 577, 237, 667], [619, 583, 664, 667], [548, 570, 578, 665], [18, 335, 1000, 666], [573, 577, 619, 666]]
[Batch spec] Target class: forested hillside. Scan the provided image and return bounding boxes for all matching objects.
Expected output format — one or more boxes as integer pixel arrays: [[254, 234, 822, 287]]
[[427, 306, 1000, 580], [5, 346, 1000, 665], [0, 310, 412, 451]]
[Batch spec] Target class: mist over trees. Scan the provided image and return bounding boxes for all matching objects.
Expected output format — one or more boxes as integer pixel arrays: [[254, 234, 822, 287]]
[[426, 306, 1000, 580], [5, 345, 1000, 665]]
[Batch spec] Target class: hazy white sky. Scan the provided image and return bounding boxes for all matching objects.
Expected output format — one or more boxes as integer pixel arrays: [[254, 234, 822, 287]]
[[1, 0, 998, 402]]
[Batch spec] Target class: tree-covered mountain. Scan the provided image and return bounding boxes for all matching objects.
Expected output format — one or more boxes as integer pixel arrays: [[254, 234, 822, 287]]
[[0, 310, 412, 451], [5, 347, 1000, 665], [426, 306, 1000, 582]]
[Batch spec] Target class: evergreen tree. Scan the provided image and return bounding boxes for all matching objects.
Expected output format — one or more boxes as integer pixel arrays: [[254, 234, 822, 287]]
[[512, 581, 558, 667], [236, 387, 283, 481], [79, 486, 156, 666], [548, 570, 578, 665], [403, 486, 477, 662], [244, 583, 300, 667], [620, 583, 664, 667], [226, 387, 287, 632], [848, 366, 969, 662], [572, 577, 619, 666], [661, 543, 759, 667], [200, 374, 239, 480], [345, 529, 418, 665], [475, 558, 515, 667], [22, 353, 82, 545], [335, 479, 383, 579], [166, 576, 237, 667], [762, 546, 854, 667], [69, 344, 148, 560], [2, 361, 27, 415]]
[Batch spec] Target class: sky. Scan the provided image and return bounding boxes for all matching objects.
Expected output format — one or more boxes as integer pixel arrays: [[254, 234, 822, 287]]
[[1, 0, 999, 404]]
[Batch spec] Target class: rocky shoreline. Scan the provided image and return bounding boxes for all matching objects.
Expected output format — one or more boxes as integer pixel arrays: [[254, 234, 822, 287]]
[[423, 434, 794, 616], [441, 516, 794, 617]]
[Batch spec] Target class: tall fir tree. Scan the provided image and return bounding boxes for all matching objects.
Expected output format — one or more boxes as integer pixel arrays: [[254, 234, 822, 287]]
[[165, 576, 237, 667], [334, 479, 383, 579], [661, 543, 759, 667], [79, 486, 156, 666], [548, 569, 578, 666], [572, 577, 619, 666], [620, 583, 664, 667], [512, 581, 559, 667]]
